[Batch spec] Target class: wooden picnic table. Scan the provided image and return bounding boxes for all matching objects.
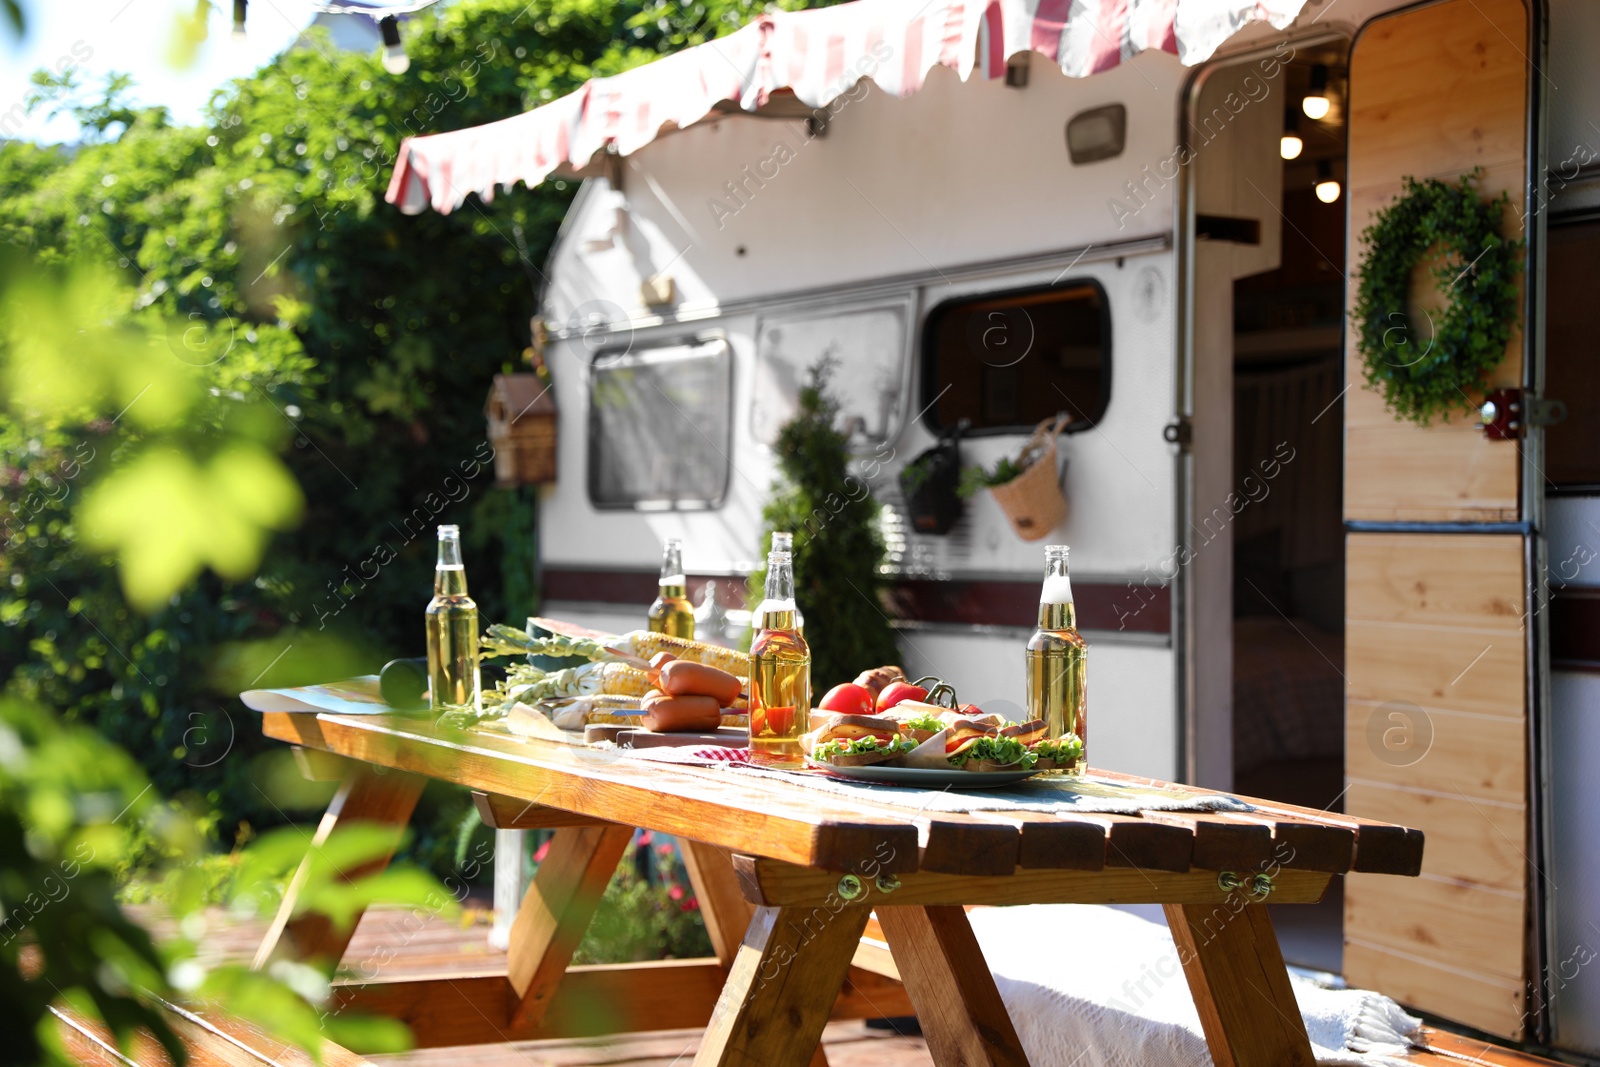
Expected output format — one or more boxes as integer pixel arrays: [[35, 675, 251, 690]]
[[256, 711, 1424, 1067]]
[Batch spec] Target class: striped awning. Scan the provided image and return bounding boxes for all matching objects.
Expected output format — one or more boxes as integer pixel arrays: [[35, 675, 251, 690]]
[[386, 0, 1307, 215]]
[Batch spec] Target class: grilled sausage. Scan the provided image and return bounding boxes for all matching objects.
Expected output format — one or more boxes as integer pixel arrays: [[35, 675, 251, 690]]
[[658, 660, 742, 704], [641, 690, 723, 732]]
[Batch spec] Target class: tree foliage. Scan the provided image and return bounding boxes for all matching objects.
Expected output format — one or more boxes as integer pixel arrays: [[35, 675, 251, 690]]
[[0, 0, 799, 867]]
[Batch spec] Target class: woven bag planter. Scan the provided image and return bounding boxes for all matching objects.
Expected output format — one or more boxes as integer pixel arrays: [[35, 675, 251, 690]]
[[988, 414, 1068, 541]]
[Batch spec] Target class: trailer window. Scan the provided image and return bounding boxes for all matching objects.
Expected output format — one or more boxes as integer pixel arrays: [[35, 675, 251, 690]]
[[921, 282, 1109, 434], [754, 305, 908, 451], [587, 337, 731, 510]]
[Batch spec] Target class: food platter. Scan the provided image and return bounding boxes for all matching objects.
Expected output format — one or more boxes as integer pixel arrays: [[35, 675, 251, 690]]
[[804, 758, 1039, 789]]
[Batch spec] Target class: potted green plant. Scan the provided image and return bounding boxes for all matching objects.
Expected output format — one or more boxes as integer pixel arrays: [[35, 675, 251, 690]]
[[899, 419, 968, 535]]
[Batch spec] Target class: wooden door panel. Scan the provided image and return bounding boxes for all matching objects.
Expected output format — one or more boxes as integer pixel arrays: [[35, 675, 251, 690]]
[[1346, 622, 1525, 718], [1344, 525, 1529, 1036], [1345, 703, 1525, 798], [1341, 0, 1533, 1036], [1345, 782, 1525, 891], [1343, 937, 1525, 1038], [1346, 872, 1524, 982], [1346, 533, 1525, 627], [1342, 0, 1528, 523]]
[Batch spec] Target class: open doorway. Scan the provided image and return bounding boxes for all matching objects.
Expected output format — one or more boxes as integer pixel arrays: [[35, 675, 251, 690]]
[[1230, 43, 1348, 973]]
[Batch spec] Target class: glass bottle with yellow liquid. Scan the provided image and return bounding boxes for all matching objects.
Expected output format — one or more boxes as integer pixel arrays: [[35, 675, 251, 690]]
[[749, 548, 810, 767], [426, 524, 481, 714], [751, 531, 805, 633], [647, 537, 695, 639], [1025, 544, 1088, 775]]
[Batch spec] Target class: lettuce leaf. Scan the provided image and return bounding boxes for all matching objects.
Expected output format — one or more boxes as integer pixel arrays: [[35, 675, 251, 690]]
[[813, 735, 910, 758], [948, 735, 1032, 768], [1032, 734, 1085, 763]]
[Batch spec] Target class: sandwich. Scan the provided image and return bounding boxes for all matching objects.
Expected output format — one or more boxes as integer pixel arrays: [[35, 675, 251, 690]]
[[808, 713, 912, 767], [944, 717, 1033, 772], [1030, 732, 1084, 771], [883, 700, 952, 743], [1001, 718, 1049, 747]]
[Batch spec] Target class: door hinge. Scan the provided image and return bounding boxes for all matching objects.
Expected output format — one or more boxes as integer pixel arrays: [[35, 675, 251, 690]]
[[1480, 388, 1568, 440], [1164, 417, 1193, 452]]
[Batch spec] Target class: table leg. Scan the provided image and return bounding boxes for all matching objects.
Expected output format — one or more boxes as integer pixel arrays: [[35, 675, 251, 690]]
[[682, 841, 834, 1067], [1164, 901, 1316, 1067], [875, 906, 1030, 1067], [681, 840, 757, 967], [507, 824, 634, 1028], [252, 764, 425, 972], [693, 904, 870, 1067]]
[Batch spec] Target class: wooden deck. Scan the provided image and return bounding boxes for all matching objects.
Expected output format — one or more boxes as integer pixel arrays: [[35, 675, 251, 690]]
[[130, 903, 931, 1066], [120, 903, 1567, 1067]]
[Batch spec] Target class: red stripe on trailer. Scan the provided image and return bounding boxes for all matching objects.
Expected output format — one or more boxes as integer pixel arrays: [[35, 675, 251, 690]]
[[788, 24, 810, 87], [902, 15, 924, 92], [983, 0, 1005, 78], [826, 32, 846, 85], [1089, 0, 1129, 74], [937, 0, 967, 69], [1148, 0, 1179, 50], [1030, 0, 1073, 62]]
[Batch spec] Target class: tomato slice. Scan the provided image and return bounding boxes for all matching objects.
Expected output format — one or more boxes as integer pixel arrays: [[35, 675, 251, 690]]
[[764, 705, 796, 736]]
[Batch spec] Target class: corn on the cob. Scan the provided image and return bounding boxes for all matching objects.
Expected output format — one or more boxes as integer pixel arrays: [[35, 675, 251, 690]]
[[616, 630, 749, 677], [596, 661, 654, 697]]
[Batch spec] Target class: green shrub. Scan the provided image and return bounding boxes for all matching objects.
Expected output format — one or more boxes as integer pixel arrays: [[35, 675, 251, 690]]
[[573, 835, 713, 964], [750, 362, 901, 689]]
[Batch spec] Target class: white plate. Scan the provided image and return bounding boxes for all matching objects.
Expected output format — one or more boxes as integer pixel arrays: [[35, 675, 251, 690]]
[[804, 759, 1038, 789]]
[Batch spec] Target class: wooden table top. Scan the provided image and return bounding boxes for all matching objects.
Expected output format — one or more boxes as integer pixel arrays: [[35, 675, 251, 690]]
[[262, 711, 1424, 881]]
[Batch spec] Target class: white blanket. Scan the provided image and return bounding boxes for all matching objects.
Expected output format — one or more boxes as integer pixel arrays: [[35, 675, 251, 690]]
[[968, 905, 1422, 1067]]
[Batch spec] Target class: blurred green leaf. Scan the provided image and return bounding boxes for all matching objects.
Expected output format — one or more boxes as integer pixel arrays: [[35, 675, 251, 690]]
[[201, 965, 329, 1064], [322, 1012, 415, 1055], [78, 443, 303, 612]]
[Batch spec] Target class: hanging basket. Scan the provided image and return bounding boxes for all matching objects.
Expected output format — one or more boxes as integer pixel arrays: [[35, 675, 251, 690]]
[[900, 420, 968, 535], [988, 414, 1068, 541]]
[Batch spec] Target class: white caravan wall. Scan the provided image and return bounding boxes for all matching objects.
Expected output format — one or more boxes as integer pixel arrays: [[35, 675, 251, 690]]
[[539, 44, 1193, 583], [540, 246, 1177, 584], [542, 51, 1185, 319]]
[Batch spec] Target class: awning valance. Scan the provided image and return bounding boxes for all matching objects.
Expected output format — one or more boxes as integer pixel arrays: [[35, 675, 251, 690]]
[[386, 0, 1307, 215]]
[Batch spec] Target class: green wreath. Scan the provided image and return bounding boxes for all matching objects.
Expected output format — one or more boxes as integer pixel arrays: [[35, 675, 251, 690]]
[[1352, 170, 1523, 426]]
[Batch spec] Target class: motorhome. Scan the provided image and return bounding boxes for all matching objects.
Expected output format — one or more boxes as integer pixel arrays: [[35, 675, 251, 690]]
[[387, 0, 1600, 1054]]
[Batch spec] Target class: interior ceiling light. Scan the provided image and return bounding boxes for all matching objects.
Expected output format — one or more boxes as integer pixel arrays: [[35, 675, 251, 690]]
[[1315, 160, 1341, 204], [232, 0, 248, 39], [1280, 106, 1303, 160], [1302, 64, 1331, 121]]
